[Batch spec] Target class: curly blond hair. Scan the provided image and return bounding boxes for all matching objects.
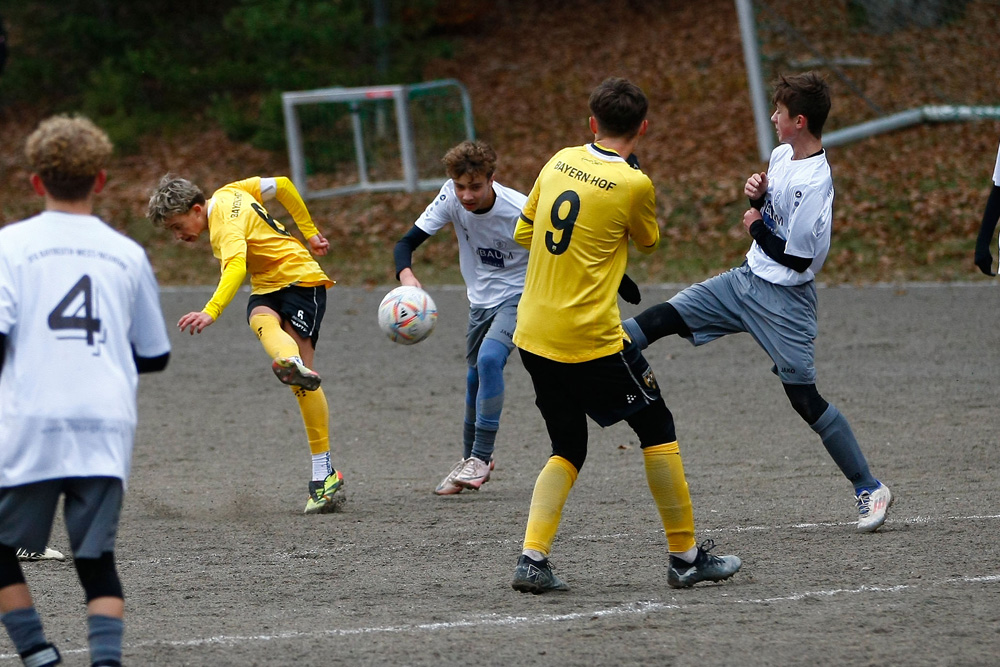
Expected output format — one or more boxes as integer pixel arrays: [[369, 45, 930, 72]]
[[25, 115, 113, 201]]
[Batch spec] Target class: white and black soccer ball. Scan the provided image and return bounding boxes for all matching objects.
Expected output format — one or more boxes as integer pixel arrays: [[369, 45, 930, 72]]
[[377, 285, 438, 345]]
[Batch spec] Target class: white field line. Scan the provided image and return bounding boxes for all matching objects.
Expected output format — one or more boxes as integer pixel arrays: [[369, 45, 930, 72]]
[[3, 573, 997, 660]]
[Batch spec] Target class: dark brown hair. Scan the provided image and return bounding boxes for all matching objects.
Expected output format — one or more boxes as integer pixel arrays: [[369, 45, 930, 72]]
[[773, 72, 831, 138], [588, 77, 648, 139]]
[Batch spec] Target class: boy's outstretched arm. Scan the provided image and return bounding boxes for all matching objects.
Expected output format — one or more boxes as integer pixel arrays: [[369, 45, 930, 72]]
[[267, 176, 329, 255], [974, 184, 1000, 276]]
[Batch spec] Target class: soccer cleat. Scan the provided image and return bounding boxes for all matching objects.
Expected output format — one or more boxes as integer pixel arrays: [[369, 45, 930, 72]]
[[304, 470, 346, 514], [20, 642, 61, 666], [434, 459, 467, 495], [272, 356, 322, 391], [855, 482, 893, 533], [434, 458, 495, 495], [511, 554, 569, 594], [667, 540, 742, 589], [454, 456, 493, 490], [16, 547, 65, 562]]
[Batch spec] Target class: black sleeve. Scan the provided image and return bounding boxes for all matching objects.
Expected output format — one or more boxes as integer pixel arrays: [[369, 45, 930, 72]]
[[133, 348, 170, 374], [393, 226, 432, 280], [748, 220, 812, 273], [0, 332, 5, 376], [749, 195, 766, 211]]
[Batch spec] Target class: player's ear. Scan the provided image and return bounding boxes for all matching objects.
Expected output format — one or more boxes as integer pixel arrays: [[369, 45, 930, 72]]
[[29, 173, 46, 196], [638, 119, 649, 137], [589, 116, 599, 135], [93, 169, 107, 194]]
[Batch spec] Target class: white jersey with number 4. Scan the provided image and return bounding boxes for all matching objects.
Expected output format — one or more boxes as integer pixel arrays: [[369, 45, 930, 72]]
[[746, 143, 834, 286], [0, 211, 171, 488], [415, 180, 528, 309]]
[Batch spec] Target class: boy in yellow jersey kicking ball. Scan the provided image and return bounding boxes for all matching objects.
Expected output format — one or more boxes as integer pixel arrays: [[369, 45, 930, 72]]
[[509, 78, 742, 593], [147, 174, 345, 514]]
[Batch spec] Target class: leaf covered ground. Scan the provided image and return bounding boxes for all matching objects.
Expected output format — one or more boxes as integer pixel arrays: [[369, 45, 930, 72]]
[[0, 0, 996, 286]]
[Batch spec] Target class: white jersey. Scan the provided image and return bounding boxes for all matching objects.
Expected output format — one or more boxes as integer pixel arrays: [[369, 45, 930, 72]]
[[746, 143, 833, 286], [0, 211, 171, 488], [992, 140, 1000, 186], [415, 180, 528, 309]]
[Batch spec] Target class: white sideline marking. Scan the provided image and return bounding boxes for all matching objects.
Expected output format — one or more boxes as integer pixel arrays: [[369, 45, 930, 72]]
[[2, 574, 998, 660]]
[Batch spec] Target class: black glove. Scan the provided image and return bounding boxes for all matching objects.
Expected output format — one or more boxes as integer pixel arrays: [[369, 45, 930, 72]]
[[974, 241, 995, 276], [618, 274, 641, 304]]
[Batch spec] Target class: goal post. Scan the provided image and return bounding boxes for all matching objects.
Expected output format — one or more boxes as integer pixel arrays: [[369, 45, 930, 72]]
[[281, 79, 476, 200], [735, 0, 1000, 161]]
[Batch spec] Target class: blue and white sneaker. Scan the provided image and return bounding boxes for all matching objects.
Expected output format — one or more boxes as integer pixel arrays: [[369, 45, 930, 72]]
[[855, 482, 893, 533]]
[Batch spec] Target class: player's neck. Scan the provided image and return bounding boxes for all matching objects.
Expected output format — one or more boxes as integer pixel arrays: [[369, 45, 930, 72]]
[[790, 134, 823, 160], [593, 136, 636, 160], [45, 198, 93, 215]]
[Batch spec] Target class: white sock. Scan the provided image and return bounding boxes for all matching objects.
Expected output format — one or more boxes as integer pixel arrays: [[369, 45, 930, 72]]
[[672, 545, 699, 563], [522, 549, 546, 562], [312, 452, 331, 481]]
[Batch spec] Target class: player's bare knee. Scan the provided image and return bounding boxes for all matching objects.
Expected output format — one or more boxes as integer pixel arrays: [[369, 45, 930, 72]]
[[74, 552, 123, 602]]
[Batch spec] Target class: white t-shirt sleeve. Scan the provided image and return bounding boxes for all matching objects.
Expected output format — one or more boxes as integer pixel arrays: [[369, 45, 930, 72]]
[[414, 181, 455, 235], [992, 141, 1000, 187], [0, 250, 15, 336], [129, 254, 171, 358], [783, 185, 827, 259]]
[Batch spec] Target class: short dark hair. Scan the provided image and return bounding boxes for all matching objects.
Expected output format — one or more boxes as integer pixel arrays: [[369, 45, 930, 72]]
[[588, 77, 648, 139], [773, 72, 831, 138], [442, 140, 497, 180]]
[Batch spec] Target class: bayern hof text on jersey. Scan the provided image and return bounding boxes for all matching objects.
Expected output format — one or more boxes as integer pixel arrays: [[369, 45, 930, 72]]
[[552, 160, 617, 191]]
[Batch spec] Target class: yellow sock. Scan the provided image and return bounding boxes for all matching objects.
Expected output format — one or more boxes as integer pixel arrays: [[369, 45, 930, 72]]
[[292, 385, 330, 456], [249, 313, 299, 361], [643, 442, 696, 554], [523, 456, 578, 556]]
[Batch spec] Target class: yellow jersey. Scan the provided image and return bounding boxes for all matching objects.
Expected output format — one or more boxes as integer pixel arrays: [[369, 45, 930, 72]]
[[202, 177, 333, 319], [513, 143, 659, 363]]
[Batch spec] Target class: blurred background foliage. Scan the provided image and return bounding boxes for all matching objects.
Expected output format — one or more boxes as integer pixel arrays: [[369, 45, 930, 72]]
[[0, 0, 446, 153]]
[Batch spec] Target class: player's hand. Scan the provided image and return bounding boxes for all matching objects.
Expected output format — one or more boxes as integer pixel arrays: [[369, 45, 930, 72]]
[[744, 171, 768, 200], [743, 208, 763, 232], [178, 311, 215, 334], [399, 267, 422, 289], [974, 243, 996, 276], [618, 273, 641, 304], [308, 233, 330, 256]]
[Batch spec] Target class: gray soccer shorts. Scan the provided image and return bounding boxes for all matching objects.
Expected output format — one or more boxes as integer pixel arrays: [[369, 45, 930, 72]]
[[466, 294, 519, 365], [0, 477, 123, 559], [669, 263, 818, 384]]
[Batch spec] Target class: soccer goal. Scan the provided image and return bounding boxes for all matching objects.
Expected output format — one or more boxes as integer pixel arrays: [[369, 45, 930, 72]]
[[736, 0, 1000, 161], [281, 79, 476, 200]]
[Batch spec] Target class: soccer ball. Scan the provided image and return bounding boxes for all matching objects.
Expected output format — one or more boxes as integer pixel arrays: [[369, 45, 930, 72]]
[[377, 285, 438, 345]]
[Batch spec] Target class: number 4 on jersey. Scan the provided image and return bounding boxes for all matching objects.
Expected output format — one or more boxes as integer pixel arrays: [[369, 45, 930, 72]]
[[48, 275, 102, 346]]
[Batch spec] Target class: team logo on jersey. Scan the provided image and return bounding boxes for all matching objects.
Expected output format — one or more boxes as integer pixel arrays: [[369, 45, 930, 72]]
[[478, 247, 512, 268], [493, 239, 510, 250]]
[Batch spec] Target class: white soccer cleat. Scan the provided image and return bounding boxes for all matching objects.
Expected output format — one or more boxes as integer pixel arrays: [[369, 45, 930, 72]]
[[454, 456, 493, 491], [16, 547, 66, 562], [434, 459, 467, 496], [855, 482, 893, 533]]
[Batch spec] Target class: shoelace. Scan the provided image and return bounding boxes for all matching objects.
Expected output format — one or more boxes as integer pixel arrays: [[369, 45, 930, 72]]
[[855, 490, 872, 516], [697, 539, 724, 565]]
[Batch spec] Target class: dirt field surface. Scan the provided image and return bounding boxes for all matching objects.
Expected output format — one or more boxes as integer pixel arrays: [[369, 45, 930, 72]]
[[4, 282, 998, 666]]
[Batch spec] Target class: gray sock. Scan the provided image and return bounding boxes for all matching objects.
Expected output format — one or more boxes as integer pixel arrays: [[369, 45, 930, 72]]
[[811, 404, 877, 491], [88, 614, 123, 666], [1, 607, 46, 655]]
